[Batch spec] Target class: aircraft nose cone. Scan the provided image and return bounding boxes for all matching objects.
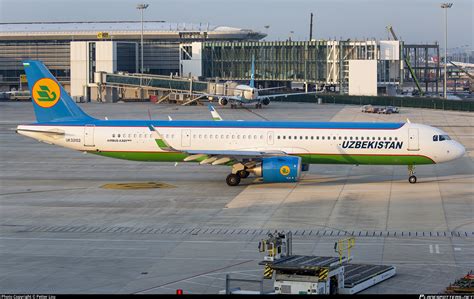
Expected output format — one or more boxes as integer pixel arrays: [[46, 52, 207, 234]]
[[455, 142, 466, 159]]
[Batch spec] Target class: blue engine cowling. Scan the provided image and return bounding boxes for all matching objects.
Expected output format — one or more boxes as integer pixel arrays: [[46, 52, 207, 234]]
[[261, 156, 302, 183]]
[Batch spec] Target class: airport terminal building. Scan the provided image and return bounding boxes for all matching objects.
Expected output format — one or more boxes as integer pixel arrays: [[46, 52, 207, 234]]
[[0, 21, 265, 90], [0, 21, 441, 100]]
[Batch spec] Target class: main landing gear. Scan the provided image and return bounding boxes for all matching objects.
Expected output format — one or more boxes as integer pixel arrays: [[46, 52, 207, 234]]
[[226, 164, 251, 186], [226, 173, 241, 186], [408, 165, 417, 184], [226, 170, 250, 186], [255, 103, 263, 109]]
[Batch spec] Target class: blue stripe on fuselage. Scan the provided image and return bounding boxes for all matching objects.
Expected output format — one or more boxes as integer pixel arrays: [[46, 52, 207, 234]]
[[29, 120, 405, 130]]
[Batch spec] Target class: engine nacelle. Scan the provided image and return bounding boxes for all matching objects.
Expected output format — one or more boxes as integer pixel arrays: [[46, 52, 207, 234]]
[[218, 98, 228, 106], [250, 156, 302, 183], [262, 98, 270, 105]]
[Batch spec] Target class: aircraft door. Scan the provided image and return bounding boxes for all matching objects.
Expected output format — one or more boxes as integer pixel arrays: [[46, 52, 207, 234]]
[[267, 131, 274, 145], [84, 125, 95, 147], [181, 129, 191, 147], [408, 128, 419, 151]]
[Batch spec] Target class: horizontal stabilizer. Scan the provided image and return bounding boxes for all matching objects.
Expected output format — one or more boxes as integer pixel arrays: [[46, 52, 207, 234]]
[[16, 128, 65, 135]]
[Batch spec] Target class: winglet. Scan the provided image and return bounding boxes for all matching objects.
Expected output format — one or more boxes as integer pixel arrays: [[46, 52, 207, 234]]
[[168, 115, 173, 121], [208, 104, 223, 121], [406, 118, 411, 123], [148, 125, 179, 152]]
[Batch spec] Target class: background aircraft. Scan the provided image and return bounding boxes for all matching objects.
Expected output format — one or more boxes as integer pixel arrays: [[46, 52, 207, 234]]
[[207, 56, 317, 109]]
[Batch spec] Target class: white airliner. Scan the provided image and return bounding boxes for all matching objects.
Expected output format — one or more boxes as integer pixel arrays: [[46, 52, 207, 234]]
[[208, 56, 316, 109], [17, 61, 465, 186]]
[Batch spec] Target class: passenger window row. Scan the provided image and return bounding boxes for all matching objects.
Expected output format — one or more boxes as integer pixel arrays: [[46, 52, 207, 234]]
[[192, 134, 264, 140], [277, 135, 398, 141], [112, 133, 154, 139]]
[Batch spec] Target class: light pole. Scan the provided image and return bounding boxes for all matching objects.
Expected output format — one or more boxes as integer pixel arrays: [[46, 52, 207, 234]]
[[136, 3, 149, 99], [441, 2, 452, 99]]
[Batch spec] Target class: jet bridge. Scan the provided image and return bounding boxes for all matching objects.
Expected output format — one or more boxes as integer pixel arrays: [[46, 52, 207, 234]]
[[100, 72, 210, 105]]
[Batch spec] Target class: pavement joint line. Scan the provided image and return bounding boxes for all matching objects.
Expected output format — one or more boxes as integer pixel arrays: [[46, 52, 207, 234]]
[[4, 225, 474, 238]]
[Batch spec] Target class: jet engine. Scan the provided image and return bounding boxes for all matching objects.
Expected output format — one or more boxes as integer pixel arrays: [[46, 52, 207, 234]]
[[249, 156, 302, 183], [262, 98, 270, 105], [218, 98, 228, 106]]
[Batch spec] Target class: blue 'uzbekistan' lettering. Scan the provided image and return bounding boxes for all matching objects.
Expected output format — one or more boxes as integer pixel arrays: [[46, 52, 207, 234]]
[[341, 141, 403, 149]]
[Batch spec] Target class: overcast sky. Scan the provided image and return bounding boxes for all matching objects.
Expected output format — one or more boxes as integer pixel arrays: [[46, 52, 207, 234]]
[[1, 0, 472, 50]]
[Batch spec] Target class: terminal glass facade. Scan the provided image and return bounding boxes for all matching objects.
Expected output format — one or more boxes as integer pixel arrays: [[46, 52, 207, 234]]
[[202, 41, 329, 82], [0, 41, 70, 85]]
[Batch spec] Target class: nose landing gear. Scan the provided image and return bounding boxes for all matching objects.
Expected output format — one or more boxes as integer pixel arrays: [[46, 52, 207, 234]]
[[408, 165, 417, 184]]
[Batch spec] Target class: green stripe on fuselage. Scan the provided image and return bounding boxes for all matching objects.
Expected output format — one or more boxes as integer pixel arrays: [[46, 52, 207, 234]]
[[90, 151, 434, 165]]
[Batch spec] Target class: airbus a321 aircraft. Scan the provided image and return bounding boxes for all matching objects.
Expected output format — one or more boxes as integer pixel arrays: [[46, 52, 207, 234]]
[[17, 61, 465, 186]]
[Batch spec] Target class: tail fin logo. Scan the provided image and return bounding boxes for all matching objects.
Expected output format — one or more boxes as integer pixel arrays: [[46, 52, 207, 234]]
[[32, 78, 61, 108]]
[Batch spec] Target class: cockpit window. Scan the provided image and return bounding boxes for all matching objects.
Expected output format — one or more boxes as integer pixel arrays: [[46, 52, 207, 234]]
[[434, 135, 451, 141], [439, 135, 451, 141]]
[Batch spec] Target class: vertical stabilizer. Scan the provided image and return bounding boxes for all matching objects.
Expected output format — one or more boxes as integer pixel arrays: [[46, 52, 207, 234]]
[[249, 54, 255, 88], [23, 60, 94, 123]]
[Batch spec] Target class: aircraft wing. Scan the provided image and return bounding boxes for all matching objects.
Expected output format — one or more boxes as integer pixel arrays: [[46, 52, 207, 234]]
[[186, 149, 286, 157], [259, 91, 318, 100], [149, 125, 287, 165], [183, 149, 288, 165]]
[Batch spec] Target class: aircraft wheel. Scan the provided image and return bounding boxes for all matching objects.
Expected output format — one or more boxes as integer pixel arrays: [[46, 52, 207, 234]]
[[226, 173, 241, 186], [409, 175, 417, 184], [238, 170, 250, 178]]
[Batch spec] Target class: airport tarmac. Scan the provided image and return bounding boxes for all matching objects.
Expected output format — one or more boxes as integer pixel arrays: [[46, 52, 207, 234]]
[[0, 101, 473, 294]]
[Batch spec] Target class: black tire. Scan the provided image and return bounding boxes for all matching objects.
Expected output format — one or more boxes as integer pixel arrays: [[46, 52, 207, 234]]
[[409, 175, 417, 184], [226, 174, 241, 186], [238, 170, 250, 178]]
